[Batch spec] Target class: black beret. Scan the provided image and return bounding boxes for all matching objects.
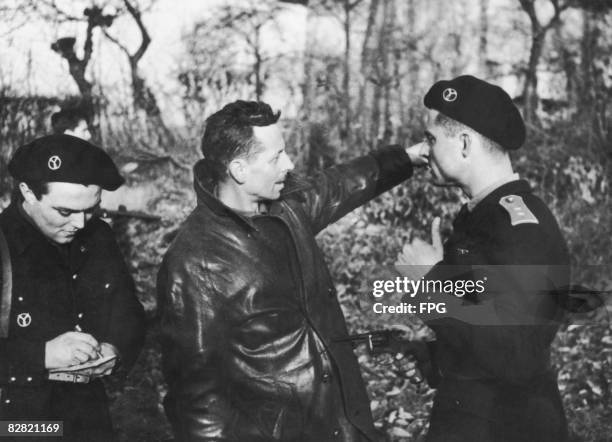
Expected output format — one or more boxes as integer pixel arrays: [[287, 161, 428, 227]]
[[424, 75, 526, 150], [8, 134, 124, 191]]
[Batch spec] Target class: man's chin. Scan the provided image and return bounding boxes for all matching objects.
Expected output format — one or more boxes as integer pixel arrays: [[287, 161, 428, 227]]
[[431, 181, 457, 188], [429, 171, 457, 188], [54, 234, 76, 244]]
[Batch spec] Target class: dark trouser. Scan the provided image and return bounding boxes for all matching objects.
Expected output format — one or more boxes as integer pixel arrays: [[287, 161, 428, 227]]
[[425, 374, 568, 442], [0, 380, 114, 442], [49, 380, 115, 442]]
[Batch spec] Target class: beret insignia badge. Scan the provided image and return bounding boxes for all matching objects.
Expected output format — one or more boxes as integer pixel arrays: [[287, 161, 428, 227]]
[[17, 312, 32, 328], [48, 155, 62, 170], [442, 88, 458, 102]]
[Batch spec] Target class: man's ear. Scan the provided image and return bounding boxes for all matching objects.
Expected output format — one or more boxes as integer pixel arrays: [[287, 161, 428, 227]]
[[19, 182, 38, 204], [459, 133, 472, 158], [227, 159, 247, 184]]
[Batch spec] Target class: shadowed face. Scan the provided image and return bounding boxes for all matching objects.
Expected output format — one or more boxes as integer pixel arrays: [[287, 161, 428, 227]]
[[240, 124, 295, 202], [21, 182, 101, 244]]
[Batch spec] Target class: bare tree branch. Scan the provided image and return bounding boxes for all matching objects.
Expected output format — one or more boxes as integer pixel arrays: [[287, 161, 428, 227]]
[[33, 0, 83, 22], [102, 29, 130, 56], [123, 0, 151, 64]]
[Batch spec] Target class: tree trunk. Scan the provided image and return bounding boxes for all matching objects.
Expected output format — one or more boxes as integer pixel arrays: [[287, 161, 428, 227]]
[[51, 37, 101, 142], [479, 0, 489, 76], [406, 0, 418, 123], [523, 29, 544, 124], [357, 0, 380, 146], [254, 26, 263, 101], [342, 0, 351, 144], [382, 0, 395, 145]]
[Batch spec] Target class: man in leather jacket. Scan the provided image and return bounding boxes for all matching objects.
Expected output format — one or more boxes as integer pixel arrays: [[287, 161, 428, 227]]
[[157, 100, 425, 441]]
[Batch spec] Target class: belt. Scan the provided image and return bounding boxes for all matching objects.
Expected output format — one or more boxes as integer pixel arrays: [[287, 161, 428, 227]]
[[47, 372, 91, 383]]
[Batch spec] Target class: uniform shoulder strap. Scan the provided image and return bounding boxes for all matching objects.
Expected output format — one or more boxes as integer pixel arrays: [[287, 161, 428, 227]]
[[498, 195, 539, 226], [0, 227, 12, 338]]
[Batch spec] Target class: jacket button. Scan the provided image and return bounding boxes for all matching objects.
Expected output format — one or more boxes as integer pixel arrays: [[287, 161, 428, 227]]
[[80, 245, 87, 253], [17, 297, 23, 302], [9, 377, 16, 383], [327, 287, 335, 298], [104, 283, 110, 289], [322, 372, 331, 383], [77, 313, 84, 319], [72, 274, 78, 280], [332, 429, 341, 437], [4, 399, 10, 404], [26, 377, 32, 382]]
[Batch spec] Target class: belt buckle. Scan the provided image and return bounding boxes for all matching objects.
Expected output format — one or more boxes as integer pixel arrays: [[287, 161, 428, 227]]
[[48, 372, 91, 384], [70, 373, 90, 384]]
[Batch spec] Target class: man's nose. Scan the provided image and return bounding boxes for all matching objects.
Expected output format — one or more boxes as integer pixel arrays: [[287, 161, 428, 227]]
[[70, 212, 86, 229], [283, 153, 295, 172]]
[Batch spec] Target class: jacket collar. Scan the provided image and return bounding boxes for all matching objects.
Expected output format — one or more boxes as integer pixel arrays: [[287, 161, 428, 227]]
[[475, 179, 532, 210], [193, 159, 312, 232], [2, 202, 42, 255], [2, 202, 92, 257], [193, 159, 258, 232], [467, 173, 520, 211], [454, 179, 532, 230]]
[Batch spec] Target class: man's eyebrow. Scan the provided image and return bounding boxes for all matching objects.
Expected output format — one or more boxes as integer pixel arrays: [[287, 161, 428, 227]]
[[52, 202, 100, 213]]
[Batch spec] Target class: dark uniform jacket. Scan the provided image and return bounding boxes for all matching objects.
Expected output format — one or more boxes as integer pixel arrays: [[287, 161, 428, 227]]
[[0, 203, 146, 441], [157, 147, 413, 442], [413, 180, 569, 442]]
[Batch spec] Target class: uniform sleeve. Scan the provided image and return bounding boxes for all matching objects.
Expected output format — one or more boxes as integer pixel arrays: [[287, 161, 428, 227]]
[[291, 146, 413, 234], [157, 251, 275, 441]]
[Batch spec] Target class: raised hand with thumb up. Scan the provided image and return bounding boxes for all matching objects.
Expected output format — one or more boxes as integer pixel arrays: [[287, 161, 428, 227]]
[[395, 217, 444, 280]]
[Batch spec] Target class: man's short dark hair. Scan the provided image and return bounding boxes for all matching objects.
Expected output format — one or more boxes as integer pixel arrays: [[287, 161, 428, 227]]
[[200, 100, 281, 185], [434, 113, 504, 153], [51, 109, 87, 134], [12, 181, 49, 203]]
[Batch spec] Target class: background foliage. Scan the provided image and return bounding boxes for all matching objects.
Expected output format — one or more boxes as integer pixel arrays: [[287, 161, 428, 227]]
[[1, 0, 611, 440]]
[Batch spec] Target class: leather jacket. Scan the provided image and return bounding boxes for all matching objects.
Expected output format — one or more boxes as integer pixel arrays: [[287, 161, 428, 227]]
[[157, 146, 413, 441]]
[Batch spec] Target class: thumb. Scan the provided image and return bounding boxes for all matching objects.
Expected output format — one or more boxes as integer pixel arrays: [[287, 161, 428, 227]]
[[431, 217, 442, 251]]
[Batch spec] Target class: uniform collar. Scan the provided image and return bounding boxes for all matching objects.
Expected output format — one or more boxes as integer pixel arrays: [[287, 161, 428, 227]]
[[454, 179, 532, 231], [2, 202, 92, 257], [474, 178, 532, 213], [2, 203, 42, 255], [467, 173, 520, 211]]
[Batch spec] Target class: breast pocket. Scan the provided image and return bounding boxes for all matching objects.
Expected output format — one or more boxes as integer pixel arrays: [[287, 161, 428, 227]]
[[11, 274, 70, 339], [74, 273, 117, 332]]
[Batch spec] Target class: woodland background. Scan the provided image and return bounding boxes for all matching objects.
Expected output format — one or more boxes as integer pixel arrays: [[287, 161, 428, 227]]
[[0, 0, 611, 440]]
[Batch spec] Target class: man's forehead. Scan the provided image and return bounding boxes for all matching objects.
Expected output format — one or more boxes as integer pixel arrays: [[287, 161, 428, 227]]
[[252, 124, 283, 145], [43, 182, 101, 205]]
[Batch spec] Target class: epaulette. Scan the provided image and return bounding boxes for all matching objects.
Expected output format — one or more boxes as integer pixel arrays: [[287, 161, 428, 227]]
[[499, 195, 539, 226]]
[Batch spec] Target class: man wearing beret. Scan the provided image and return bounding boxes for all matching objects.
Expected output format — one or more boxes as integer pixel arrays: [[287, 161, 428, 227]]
[[0, 134, 146, 441], [157, 100, 427, 441], [395, 75, 569, 441]]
